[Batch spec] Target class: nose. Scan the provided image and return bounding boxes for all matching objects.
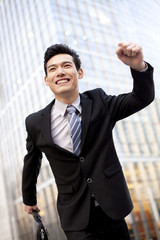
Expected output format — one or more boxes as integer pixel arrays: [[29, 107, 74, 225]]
[[56, 66, 65, 77]]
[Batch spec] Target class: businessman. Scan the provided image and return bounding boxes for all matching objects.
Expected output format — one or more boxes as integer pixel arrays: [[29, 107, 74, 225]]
[[22, 42, 154, 240]]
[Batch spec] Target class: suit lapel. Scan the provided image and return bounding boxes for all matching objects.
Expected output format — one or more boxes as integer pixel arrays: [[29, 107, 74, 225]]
[[80, 94, 92, 152], [41, 100, 55, 146]]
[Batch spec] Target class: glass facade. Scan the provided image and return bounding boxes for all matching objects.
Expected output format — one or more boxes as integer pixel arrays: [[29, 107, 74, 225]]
[[0, 0, 160, 239]]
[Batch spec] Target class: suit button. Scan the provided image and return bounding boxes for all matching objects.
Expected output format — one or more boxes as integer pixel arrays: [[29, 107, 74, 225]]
[[87, 178, 92, 183], [80, 157, 84, 162]]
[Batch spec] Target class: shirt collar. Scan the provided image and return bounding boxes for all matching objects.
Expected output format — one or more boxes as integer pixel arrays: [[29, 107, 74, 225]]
[[54, 96, 81, 117]]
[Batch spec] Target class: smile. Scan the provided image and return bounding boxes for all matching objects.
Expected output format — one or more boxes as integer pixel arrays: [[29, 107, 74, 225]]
[[56, 78, 70, 85]]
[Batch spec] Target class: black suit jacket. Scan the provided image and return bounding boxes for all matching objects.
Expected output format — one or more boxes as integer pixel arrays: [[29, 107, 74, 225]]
[[22, 64, 154, 231]]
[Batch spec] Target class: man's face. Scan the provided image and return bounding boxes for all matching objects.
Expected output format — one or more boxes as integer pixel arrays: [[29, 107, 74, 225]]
[[45, 54, 83, 102]]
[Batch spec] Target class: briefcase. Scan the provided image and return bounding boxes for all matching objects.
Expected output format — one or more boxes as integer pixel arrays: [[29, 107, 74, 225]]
[[32, 210, 49, 240]]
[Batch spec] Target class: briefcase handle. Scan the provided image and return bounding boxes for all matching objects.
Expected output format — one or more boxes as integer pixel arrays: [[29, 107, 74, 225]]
[[32, 210, 49, 240]]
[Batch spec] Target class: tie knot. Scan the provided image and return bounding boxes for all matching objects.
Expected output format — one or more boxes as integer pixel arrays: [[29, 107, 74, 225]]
[[67, 105, 77, 114]]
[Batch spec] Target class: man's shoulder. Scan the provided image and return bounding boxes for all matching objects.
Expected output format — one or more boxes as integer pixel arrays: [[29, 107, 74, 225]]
[[81, 88, 106, 98], [25, 100, 54, 123]]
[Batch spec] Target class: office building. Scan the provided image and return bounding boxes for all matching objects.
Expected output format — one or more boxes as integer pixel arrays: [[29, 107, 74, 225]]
[[0, 0, 160, 239]]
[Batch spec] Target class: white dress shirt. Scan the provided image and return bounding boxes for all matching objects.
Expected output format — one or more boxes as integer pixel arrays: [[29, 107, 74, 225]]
[[50, 96, 82, 152]]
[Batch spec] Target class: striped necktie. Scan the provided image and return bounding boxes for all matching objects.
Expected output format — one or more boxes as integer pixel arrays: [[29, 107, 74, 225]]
[[67, 105, 81, 156]]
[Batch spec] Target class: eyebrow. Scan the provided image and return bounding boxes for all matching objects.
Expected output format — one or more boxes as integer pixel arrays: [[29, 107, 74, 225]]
[[47, 61, 73, 69]]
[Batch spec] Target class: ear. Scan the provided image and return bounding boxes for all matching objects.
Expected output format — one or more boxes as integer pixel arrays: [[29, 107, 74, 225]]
[[44, 76, 49, 86], [78, 68, 84, 79]]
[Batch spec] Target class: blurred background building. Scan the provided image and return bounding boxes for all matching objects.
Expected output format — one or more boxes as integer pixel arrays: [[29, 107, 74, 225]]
[[0, 0, 160, 239]]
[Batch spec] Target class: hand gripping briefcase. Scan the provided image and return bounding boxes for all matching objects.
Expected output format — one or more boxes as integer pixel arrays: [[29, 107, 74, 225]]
[[32, 210, 49, 240]]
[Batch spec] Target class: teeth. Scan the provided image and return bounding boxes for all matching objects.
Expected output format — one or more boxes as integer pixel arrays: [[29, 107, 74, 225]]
[[56, 79, 69, 84]]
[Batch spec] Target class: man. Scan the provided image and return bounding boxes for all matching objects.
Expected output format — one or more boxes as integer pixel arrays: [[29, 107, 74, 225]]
[[22, 42, 154, 240]]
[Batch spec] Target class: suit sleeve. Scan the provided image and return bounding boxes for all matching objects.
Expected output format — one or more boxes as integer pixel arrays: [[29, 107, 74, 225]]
[[22, 117, 42, 206], [100, 62, 155, 126]]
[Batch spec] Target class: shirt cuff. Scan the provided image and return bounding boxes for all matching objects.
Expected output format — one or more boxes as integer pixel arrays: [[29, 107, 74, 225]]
[[139, 62, 148, 72]]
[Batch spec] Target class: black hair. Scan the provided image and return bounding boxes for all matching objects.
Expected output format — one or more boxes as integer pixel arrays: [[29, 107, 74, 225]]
[[44, 43, 81, 75]]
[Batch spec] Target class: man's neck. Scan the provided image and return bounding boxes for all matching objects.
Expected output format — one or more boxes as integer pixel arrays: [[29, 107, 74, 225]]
[[55, 92, 79, 105]]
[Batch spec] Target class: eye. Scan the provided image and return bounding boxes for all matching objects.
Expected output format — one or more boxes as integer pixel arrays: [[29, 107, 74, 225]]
[[49, 67, 56, 71], [64, 64, 71, 68]]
